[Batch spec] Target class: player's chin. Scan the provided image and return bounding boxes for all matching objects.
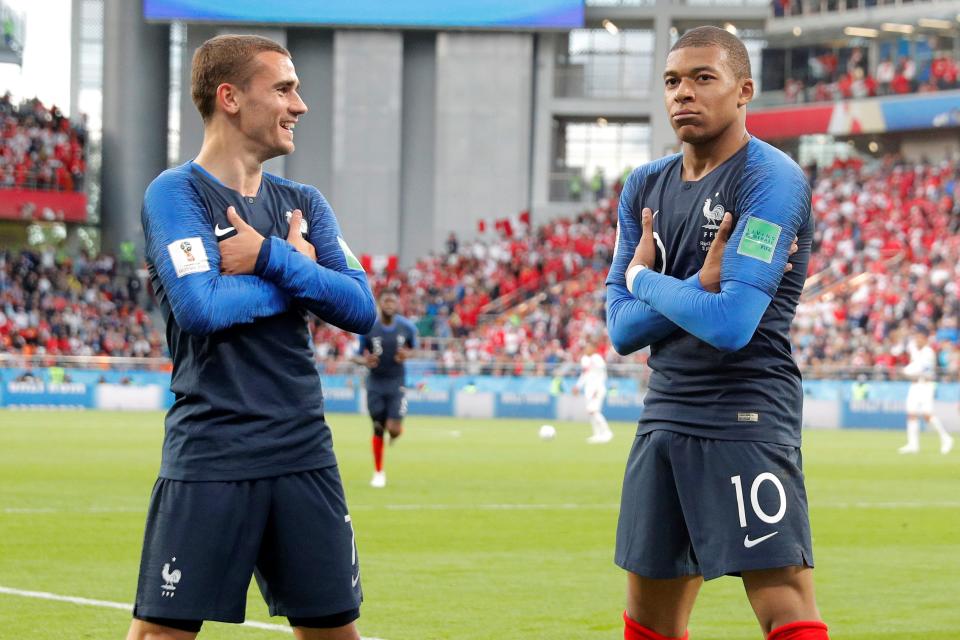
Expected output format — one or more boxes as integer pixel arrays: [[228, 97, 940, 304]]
[[675, 126, 715, 145]]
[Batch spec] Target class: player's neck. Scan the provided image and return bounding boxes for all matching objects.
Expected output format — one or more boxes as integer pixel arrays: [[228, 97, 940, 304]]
[[681, 123, 750, 182], [194, 131, 264, 197]]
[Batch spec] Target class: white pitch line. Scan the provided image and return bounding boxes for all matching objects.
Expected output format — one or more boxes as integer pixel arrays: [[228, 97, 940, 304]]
[[0, 586, 387, 639]]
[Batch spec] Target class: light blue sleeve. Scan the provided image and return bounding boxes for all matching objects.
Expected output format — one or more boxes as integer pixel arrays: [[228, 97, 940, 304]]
[[255, 186, 376, 335], [142, 168, 290, 337], [604, 163, 683, 355]]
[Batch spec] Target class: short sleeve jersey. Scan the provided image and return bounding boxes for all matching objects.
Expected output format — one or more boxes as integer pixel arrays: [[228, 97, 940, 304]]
[[606, 138, 814, 447]]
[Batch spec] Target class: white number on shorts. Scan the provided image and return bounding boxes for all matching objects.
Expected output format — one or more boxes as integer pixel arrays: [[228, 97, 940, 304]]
[[730, 472, 787, 528]]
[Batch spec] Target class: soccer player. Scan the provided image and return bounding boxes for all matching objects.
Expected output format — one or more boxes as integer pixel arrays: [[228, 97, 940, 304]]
[[899, 330, 953, 454], [354, 289, 418, 488], [574, 338, 613, 443], [605, 27, 830, 640], [129, 35, 375, 640]]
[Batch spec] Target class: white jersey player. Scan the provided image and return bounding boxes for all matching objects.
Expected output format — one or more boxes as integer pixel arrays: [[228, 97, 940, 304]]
[[899, 332, 953, 455], [575, 341, 613, 443]]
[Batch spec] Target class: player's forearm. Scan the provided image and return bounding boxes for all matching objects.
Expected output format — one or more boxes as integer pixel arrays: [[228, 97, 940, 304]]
[[605, 283, 679, 354], [629, 269, 770, 352], [172, 274, 292, 336], [256, 237, 376, 334]]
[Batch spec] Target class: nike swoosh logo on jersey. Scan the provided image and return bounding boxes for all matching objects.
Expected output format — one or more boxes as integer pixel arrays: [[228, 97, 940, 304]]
[[214, 224, 235, 237], [743, 531, 779, 548]]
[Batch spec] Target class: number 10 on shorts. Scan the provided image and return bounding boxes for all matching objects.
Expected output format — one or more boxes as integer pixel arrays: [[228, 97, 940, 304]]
[[730, 473, 787, 528]]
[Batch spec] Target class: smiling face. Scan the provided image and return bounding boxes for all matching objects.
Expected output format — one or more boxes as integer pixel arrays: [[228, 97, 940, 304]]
[[663, 45, 753, 146], [230, 51, 307, 161]]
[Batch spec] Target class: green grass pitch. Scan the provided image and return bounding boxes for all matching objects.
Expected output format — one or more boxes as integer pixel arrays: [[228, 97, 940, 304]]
[[1, 411, 958, 639]]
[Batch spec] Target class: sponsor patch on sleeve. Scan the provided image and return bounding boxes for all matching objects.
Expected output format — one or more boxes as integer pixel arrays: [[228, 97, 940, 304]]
[[736, 217, 782, 264], [166, 237, 210, 278], [337, 236, 364, 271]]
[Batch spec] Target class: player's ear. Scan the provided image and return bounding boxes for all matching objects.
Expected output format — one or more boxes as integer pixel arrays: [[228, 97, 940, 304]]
[[737, 78, 755, 107], [216, 83, 241, 117]]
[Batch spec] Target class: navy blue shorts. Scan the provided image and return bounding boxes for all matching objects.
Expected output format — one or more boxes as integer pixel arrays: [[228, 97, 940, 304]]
[[367, 385, 406, 423], [133, 467, 362, 624], [616, 430, 814, 581]]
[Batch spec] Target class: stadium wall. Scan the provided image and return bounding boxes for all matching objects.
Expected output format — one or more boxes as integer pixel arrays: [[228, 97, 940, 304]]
[[2, 370, 958, 431]]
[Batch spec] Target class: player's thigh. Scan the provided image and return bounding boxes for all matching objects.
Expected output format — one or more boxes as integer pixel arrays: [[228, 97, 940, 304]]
[[741, 565, 821, 634], [366, 389, 387, 425], [254, 467, 362, 619], [616, 431, 701, 579], [670, 436, 814, 580], [386, 387, 407, 421], [585, 387, 605, 413], [906, 383, 935, 415], [127, 618, 199, 640], [293, 622, 360, 640], [133, 478, 270, 623]]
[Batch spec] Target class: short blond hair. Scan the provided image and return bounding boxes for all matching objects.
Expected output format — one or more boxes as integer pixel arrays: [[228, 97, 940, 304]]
[[191, 34, 290, 122]]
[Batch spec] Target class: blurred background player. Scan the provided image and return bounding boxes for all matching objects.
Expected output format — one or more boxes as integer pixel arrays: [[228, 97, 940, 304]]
[[354, 290, 418, 488], [574, 338, 613, 443], [131, 35, 374, 640], [606, 27, 828, 640], [899, 330, 953, 455]]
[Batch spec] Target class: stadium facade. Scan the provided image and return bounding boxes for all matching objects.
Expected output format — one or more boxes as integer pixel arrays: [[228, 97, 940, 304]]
[[75, 0, 958, 260]]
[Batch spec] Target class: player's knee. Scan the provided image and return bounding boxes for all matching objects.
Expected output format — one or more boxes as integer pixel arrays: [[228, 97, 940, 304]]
[[387, 420, 403, 438], [372, 421, 386, 437]]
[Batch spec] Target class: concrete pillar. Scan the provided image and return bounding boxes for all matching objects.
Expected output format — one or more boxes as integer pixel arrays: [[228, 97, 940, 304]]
[[101, 0, 168, 255], [650, 15, 676, 159]]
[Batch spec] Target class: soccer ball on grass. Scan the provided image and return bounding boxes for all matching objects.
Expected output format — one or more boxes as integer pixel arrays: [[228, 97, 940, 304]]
[[538, 424, 557, 441]]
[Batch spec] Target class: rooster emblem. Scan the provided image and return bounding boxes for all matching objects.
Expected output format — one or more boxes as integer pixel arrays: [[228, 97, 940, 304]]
[[702, 193, 724, 229], [161, 558, 181, 597]]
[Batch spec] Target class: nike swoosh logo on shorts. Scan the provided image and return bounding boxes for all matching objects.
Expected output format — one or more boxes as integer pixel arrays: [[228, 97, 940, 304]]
[[214, 224, 235, 237], [743, 531, 779, 548]]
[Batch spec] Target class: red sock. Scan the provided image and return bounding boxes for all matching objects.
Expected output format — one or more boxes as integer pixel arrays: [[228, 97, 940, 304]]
[[372, 435, 384, 472], [767, 621, 829, 640], [623, 612, 688, 640]]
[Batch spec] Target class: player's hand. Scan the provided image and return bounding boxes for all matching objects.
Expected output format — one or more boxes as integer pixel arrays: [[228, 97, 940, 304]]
[[364, 353, 379, 368], [394, 348, 412, 364], [698, 213, 800, 293], [627, 208, 657, 274], [698, 211, 734, 293], [286, 209, 317, 262], [220, 206, 265, 275]]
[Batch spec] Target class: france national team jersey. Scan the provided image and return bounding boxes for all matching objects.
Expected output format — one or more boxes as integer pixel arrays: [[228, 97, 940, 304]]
[[142, 162, 375, 481], [606, 138, 814, 447], [359, 316, 418, 389]]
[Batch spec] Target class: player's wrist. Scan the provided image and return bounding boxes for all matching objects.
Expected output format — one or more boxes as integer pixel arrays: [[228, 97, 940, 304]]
[[625, 264, 646, 295]]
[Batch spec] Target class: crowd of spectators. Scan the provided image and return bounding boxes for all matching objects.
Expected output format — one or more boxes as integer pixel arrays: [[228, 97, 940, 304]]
[[0, 249, 164, 360], [1, 154, 958, 380], [0, 93, 87, 192], [780, 49, 959, 104], [793, 155, 960, 378]]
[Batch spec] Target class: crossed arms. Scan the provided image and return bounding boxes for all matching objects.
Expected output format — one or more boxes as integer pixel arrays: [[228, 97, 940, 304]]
[[142, 171, 375, 337]]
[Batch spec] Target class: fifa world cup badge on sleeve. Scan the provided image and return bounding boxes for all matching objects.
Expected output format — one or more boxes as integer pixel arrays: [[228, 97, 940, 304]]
[[167, 237, 210, 277], [736, 217, 782, 264]]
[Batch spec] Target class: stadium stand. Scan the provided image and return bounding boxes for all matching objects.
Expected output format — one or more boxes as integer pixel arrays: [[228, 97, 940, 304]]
[[2, 155, 957, 380], [0, 93, 87, 192]]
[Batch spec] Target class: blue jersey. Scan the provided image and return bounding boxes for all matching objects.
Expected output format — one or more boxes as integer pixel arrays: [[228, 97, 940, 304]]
[[142, 162, 375, 481], [605, 138, 813, 446], [359, 315, 418, 388]]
